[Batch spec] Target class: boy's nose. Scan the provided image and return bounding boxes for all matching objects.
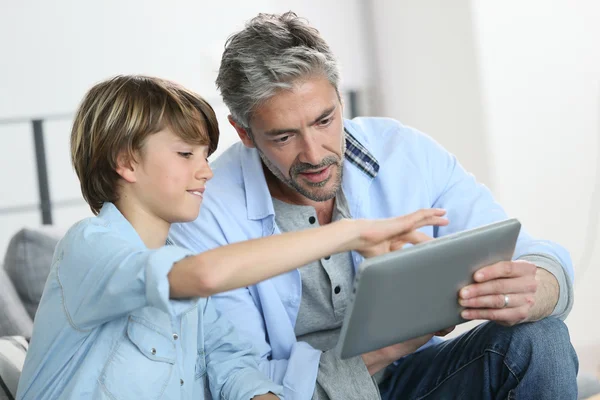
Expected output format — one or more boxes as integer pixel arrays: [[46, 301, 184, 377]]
[[195, 160, 213, 181]]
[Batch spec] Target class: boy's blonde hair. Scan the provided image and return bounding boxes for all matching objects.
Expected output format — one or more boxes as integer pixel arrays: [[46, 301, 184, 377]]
[[71, 75, 219, 215]]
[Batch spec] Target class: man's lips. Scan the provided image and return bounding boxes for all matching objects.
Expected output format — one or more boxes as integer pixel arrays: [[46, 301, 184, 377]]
[[298, 165, 332, 183]]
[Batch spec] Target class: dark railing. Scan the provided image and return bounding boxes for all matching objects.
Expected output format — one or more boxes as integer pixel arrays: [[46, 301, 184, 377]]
[[0, 90, 361, 225], [0, 113, 75, 224]]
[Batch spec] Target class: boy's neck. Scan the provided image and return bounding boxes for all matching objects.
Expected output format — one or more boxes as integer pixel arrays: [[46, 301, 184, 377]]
[[114, 199, 170, 249]]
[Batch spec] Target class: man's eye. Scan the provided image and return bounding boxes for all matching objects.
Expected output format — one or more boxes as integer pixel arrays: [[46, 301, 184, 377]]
[[319, 117, 332, 126], [178, 152, 193, 158], [275, 136, 290, 143]]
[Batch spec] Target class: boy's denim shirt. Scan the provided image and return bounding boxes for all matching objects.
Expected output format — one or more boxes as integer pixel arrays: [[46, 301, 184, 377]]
[[17, 202, 283, 400]]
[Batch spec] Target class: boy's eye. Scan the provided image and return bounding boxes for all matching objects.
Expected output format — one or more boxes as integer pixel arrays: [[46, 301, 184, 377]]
[[178, 152, 193, 158]]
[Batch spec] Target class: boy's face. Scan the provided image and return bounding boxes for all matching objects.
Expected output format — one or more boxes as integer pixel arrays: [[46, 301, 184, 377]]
[[232, 75, 345, 203], [127, 129, 213, 224]]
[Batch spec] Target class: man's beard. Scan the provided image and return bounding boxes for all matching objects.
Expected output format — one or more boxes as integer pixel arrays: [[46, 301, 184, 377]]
[[256, 148, 344, 202]]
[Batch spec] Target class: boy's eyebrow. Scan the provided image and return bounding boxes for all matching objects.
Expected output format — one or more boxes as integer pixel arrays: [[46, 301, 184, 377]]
[[263, 105, 336, 137]]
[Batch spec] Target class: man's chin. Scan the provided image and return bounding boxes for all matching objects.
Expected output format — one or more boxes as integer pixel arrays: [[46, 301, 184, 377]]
[[294, 183, 338, 202]]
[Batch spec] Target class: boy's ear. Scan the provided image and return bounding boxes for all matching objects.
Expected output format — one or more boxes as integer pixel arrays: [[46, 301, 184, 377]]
[[115, 151, 137, 183], [228, 115, 255, 148]]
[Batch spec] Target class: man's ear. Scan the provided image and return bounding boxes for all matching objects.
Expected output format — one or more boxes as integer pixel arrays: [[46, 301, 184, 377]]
[[228, 115, 255, 148], [115, 151, 137, 183]]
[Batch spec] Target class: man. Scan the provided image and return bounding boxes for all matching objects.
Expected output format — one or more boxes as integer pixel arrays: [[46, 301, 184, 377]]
[[170, 12, 577, 399]]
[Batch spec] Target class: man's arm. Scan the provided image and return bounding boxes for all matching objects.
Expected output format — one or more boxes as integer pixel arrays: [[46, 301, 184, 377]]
[[416, 127, 575, 324], [202, 297, 284, 400]]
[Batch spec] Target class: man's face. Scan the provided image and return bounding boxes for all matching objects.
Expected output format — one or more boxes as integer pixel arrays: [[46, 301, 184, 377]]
[[246, 75, 345, 202]]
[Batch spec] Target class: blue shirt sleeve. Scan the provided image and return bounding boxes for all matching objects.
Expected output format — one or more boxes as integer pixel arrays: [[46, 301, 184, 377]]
[[57, 221, 196, 331], [201, 297, 284, 399], [420, 131, 574, 283]]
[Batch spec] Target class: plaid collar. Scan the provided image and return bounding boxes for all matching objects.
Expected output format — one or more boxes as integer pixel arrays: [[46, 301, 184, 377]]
[[344, 128, 379, 179]]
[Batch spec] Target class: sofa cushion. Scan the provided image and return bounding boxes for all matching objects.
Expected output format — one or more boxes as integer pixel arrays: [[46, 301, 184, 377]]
[[3, 227, 63, 320], [0, 267, 32, 338], [0, 336, 28, 400]]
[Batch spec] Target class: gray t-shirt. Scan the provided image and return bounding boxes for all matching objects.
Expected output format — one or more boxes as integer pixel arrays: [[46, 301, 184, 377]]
[[273, 191, 381, 400]]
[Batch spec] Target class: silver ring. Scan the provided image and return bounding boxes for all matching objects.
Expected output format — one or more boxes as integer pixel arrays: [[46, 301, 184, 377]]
[[502, 294, 509, 308]]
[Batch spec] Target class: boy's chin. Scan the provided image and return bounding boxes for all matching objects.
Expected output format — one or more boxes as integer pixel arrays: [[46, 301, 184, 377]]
[[170, 207, 201, 223]]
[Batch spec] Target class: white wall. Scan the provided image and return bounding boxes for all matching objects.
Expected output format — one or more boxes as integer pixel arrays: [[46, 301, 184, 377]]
[[471, 1, 600, 350], [368, 0, 492, 186], [0, 0, 373, 255]]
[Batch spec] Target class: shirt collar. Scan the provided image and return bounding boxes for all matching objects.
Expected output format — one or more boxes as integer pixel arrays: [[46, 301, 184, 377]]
[[97, 202, 147, 248], [343, 127, 379, 179]]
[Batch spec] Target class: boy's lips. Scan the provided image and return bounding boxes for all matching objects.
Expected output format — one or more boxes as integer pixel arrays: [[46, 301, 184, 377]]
[[187, 188, 205, 198]]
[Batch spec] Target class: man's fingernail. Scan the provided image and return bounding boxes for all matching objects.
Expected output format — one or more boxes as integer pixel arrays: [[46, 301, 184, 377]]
[[475, 272, 484, 280], [461, 311, 470, 319], [461, 289, 469, 298]]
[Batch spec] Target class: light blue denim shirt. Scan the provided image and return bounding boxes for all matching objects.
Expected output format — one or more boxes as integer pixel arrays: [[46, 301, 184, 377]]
[[170, 117, 574, 400], [17, 203, 283, 400]]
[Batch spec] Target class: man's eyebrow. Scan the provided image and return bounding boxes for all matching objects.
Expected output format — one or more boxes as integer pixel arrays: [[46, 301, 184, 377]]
[[263, 105, 336, 137], [310, 106, 336, 126], [263, 127, 301, 137]]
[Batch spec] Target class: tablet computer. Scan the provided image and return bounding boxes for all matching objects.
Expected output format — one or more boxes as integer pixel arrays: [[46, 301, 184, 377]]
[[336, 218, 521, 359]]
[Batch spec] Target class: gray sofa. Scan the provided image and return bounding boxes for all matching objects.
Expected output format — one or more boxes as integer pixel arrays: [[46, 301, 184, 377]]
[[1, 227, 63, 338], [0, 226, 599, 399], [0, 227, 62, 399]]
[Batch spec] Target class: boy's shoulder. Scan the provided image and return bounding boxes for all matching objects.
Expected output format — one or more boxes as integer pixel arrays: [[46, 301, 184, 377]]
[[58, 203, 143, 256]]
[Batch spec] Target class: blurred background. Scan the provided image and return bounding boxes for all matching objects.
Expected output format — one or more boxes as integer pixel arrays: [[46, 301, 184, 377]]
[[0, 0, 598, 380]]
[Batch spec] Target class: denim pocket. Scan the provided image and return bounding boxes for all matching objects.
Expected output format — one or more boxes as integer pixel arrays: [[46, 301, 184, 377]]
[[99, 316, 176, 400]]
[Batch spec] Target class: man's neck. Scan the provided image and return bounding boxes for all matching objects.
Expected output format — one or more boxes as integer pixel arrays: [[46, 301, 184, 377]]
[[264, 166, 335, 225]]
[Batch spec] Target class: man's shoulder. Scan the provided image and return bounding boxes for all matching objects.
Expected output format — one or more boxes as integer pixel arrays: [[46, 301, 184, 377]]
[[344, 117, 442, 162], [204, 142, 258, 207], [210, 141, 246, 177]]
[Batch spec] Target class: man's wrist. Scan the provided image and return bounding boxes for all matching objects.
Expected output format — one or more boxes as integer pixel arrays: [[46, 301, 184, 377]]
[[362, 353, 388, 376], [530, 267, 560, 321]]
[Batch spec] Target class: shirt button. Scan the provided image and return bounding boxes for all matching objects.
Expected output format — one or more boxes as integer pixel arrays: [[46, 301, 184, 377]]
[[334, 286, 341, 294], [324, 256, 331, 261], [180, 379, 184, 386], [150, 348, 157, 355], [173, 333, 179, 340], [308, 216, 316, 224]]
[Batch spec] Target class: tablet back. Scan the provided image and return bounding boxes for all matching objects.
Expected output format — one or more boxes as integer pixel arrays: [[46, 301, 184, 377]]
[[337, 219, 521, 359]]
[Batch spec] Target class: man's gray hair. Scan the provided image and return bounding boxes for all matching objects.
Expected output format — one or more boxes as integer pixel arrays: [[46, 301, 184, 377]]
[[216, 12, 340, 128]]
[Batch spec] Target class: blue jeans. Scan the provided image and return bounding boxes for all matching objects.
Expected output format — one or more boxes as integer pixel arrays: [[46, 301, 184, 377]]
[[379, 318, 578, 399]]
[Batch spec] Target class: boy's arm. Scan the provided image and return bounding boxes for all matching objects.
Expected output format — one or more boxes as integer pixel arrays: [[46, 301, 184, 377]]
[[59, 223, 196, 331], [202, 297, 284, 400]]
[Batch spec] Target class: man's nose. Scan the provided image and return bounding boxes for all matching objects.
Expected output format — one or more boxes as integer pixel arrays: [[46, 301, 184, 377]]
[[300, 133, 323, 166]]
